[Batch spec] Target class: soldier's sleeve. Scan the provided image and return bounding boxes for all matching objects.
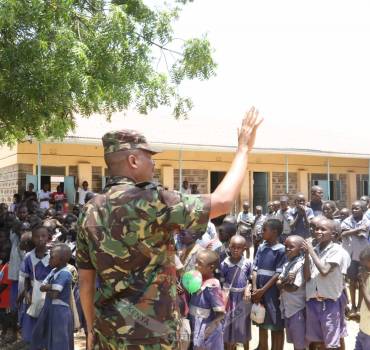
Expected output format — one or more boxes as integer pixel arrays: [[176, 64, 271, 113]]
[[163, 191, 211, 234], [76, 209, 95, 270]]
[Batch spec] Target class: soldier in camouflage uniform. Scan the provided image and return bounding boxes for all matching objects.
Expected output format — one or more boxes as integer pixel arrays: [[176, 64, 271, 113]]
[[77, 107, 262, 350]]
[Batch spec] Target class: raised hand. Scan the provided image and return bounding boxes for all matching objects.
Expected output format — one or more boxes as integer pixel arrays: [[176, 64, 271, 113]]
[[238, 107, 263, 153]]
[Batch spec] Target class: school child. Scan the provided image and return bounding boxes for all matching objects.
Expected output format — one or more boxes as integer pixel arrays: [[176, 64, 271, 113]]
[[322, 201, 342, 240], [277, 235, 306, 350], [31, 243, 74, 350], [220, 235, 252, 350], [0, 245, 15, 346], [303, 218, 346, 350], [18, 225, 53, 345], [189, 250, 225, 350], [290, 193, 314, 238], [218, 222, 236, 262], [253, 206, 265, 257], [355, 246, 370, 349], [178, 229, 203, 272], [341, 200, 370, 317], [237, 223, 252, 258], [339, 208, 350, 223], [265, 201, 275, 220], [237, 201, 254, 226], [252, 219, 286, 350], [276, 196, 292, 242]]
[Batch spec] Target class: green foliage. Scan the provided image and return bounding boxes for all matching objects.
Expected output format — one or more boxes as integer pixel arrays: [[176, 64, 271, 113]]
[[0, 0, 216, 144]]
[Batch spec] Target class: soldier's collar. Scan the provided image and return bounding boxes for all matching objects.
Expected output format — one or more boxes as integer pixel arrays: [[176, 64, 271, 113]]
[[105, 176, 160, 190], [105, 176, 136, 187]]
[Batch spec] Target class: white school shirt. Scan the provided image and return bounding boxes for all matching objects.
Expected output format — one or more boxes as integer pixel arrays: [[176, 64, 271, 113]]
[[306, 242, 343, 301], [279, 255, 306, 318], [276, 208, 293, 235], [237, 211, 254, 224], [360, 274, 370, 335], [38, 190, 51, 209], [77, 188, 89, 205], [341, 215, 370, 261]]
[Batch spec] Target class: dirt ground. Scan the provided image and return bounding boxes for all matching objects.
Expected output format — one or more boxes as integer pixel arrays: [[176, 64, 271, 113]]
[[73, 319, 359, 350]]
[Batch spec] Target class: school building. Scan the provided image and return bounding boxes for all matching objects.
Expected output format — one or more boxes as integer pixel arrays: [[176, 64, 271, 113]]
[[0, 113, 369, 212]]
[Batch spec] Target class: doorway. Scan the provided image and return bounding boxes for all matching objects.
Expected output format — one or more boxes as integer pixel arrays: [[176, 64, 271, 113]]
[[253, 172, 269, 213]]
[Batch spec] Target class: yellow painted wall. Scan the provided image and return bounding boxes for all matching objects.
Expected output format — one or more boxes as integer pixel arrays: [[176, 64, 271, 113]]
[[2, 141, 368, 208], [15, 142, 370, 175], [0, 144, 18, 168]]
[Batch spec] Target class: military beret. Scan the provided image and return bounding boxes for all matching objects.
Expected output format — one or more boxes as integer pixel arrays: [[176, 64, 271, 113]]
[[102, 129, 157, 155]]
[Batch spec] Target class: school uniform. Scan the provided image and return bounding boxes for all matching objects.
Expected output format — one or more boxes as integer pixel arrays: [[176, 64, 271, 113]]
[[305, 242, 344, 349], [189, 278, 225, 349], [289, 206, 314, 238], [31, 267, 74, 350], [355, 273, 370, 350], [220, 256, 252, 344], [19, 249, 52, 343], [338, 246, 351, 338], [310, 200, 323, 217], [276, 208, 293, 241], [253, 241, 286, 330], [341, 215, 370, 280], [279, 255, 306, 349]]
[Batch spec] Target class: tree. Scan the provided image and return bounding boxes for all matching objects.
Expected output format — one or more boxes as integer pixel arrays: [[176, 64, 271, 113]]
[[0, 0, 216, 144]]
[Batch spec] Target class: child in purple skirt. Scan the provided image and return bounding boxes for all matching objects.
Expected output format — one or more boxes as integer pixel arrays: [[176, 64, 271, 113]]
[[189, 249, 225, 350], [220, 235, 252, 350], [355, 246, 370, 350], [18, 225, 52, 347], [252, 219, 286, 350], [277, 235, 306, 350], [31, 243, 74, 350], [303, 217, 345, 350]]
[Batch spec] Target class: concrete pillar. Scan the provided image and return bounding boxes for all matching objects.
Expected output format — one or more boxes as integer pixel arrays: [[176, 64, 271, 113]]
[[348, 173, 357, 205], [77, 163, 92, 189], [298, 171, 309, 199], [162, 166, 174, 190], [240, 170, 250, 205]]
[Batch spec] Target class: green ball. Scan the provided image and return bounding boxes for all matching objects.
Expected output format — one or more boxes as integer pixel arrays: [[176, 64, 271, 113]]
[[182, 270, 202, 294]]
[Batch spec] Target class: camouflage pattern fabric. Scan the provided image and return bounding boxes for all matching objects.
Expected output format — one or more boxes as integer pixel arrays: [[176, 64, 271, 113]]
[[76, 176, 210, 349], [102, 130, 157, 155]]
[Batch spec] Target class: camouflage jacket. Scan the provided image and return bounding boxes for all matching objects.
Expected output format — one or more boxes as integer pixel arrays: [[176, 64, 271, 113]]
[[76, 176, 210, 347]]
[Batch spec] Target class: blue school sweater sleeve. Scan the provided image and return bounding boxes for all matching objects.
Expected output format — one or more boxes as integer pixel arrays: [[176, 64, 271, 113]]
[[51, 270, 72, 292]]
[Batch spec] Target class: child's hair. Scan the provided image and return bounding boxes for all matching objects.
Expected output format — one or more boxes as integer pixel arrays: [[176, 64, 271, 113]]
[[230, 234, 247, 246], [286, 235, 304, 247], [323, 200, 337, 212], [262, 219, 283, 236], [359, 246, 370, 261], [32, 224, 50, 237], [198, 249, 220, 269], [20, 231, 35, 252], [53, 243, 72, 264], [353, 200, 368, 212]]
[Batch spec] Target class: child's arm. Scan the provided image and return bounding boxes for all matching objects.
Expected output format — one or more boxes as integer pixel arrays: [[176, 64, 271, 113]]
[[303, 250, 311, 281], [252, 273, 279, 303], [252, 270, 257, 291], [341, 227, 364, 237], [302, 241, 334, 276]]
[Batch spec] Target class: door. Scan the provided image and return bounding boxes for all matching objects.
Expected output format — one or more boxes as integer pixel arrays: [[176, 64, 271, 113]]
[[253, 172, 269, 213], [64, 176, 76, 205], [26, 175, 38, 192]]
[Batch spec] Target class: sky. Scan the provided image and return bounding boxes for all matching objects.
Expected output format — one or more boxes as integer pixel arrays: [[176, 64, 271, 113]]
[[76, 0, 370, 154]]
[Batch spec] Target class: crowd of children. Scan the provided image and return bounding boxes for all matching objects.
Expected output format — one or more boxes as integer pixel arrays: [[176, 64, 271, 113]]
[[176, 188, 370, 350], [1, 185, 370, 349], [0, 192, 84, 350]]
